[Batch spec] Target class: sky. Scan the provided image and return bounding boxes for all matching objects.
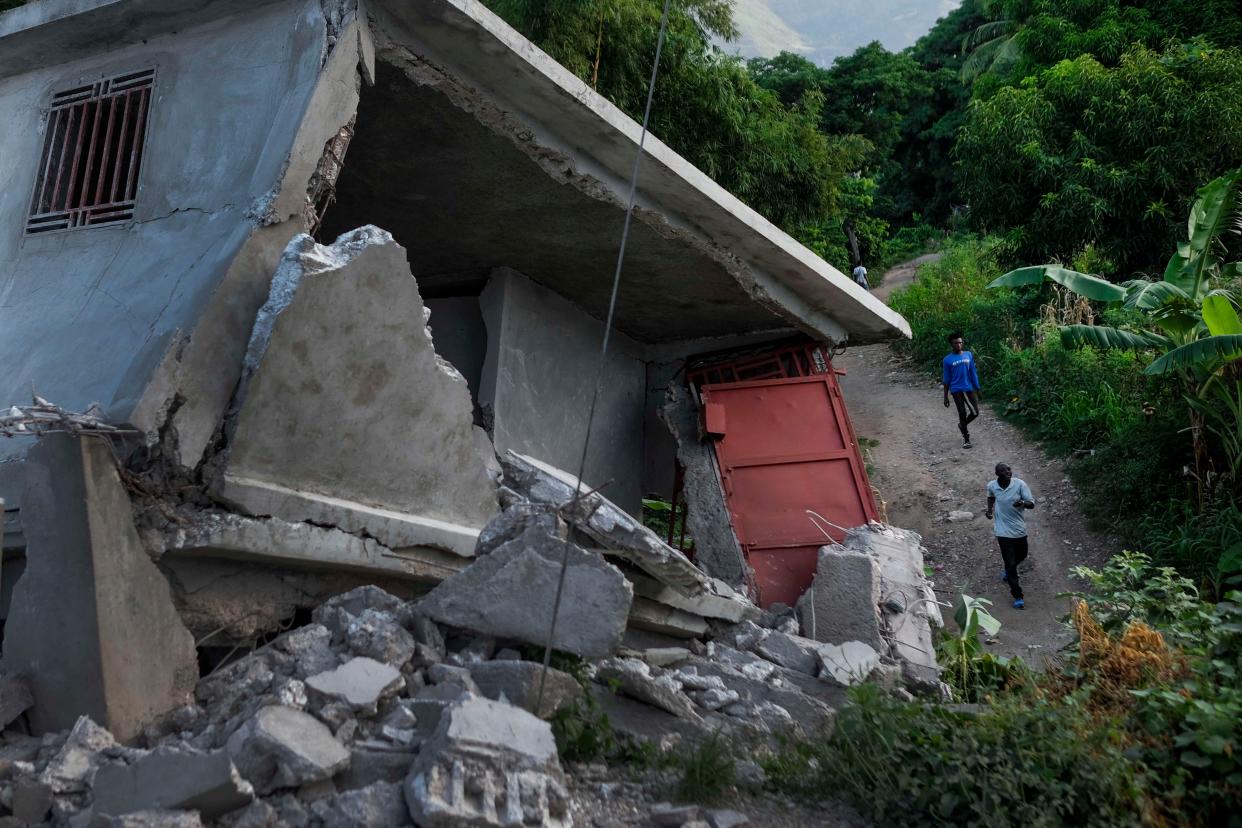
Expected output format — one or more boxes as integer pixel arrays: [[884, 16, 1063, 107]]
[[727, 0, 963, 65]]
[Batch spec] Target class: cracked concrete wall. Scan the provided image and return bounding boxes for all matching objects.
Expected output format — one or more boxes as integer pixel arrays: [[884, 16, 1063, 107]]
[[479, 268, 646, 516], [217, 227, 500, 556], [0, 0, 356, 476]]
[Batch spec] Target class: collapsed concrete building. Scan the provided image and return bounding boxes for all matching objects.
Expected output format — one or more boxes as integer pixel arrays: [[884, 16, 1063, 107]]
[[0, 1, 935, 814]]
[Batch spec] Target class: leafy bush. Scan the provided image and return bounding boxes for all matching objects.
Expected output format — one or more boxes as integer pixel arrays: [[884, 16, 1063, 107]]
[[937, 594, 1028, 702], [768, 684, 1147, 827], [673, 731, 736, 802]]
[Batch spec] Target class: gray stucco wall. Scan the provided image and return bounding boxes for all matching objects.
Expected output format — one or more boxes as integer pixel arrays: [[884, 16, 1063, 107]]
[[479, 268, 646, 516], [0, 0, 328, 466]]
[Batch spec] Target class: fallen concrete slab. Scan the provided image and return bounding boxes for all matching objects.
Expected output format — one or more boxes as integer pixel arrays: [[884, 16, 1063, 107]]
[[595, 658, 700, 721], [419, 524, 632, 659], [217, 227, 499, 557], [502, 452, 710, 596], [226, 705, 350, 795], [306, 658, 403, 714], [92, 747, 254, 820], [403, 696, 570, 827], [817, 641, 881, 688]]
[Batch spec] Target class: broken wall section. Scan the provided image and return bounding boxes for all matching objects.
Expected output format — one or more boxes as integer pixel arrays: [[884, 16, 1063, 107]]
[[215, 227, 500, 558]]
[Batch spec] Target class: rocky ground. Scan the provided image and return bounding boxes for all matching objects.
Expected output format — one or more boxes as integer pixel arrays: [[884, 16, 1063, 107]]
[[0, 455, 942, 827]]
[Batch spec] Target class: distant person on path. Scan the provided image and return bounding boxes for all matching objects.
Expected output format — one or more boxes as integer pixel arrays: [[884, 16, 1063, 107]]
[[852, 263, 869, 290], [985, 462, 1035, 609], [942, 332, 981, 448]]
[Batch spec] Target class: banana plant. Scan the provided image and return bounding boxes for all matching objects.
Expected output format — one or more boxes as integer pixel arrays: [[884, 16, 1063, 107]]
[[988, 168, 1242, 492]]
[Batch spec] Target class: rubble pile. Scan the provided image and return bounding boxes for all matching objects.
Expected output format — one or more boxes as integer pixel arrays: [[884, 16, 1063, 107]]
[[0, 455, 942, 827]]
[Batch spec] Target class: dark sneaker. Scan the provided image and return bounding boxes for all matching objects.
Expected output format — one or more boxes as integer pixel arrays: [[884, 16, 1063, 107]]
[[963, 439, 973, 449], [1013, 599, 1025, 609]]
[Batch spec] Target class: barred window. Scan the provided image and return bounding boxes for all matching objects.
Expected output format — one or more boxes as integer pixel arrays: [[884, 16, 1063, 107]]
[[27, 68, 155, 233]]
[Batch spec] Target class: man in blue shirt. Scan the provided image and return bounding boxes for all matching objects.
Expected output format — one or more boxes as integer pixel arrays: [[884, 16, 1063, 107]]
[[941, 332, 981, 448], [985, 462, 1036, 609]]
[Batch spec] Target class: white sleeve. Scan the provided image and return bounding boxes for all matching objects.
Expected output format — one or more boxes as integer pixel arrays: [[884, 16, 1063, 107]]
[[1022, 482, 1034, 503]]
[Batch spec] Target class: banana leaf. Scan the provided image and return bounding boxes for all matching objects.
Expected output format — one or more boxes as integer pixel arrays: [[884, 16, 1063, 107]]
[[1145, 335, 1242, 375], [1123, 279, 1193, 311], [989, 266, 1126, 302], [1060, 324, 1166, 351], [1202, 293, 1242, 337]]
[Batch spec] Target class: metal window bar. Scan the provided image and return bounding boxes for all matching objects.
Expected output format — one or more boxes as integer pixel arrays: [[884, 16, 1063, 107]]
[[27, 69, 154, 234]]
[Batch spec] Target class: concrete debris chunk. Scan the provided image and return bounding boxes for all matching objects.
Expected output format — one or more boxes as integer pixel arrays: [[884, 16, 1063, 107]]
[[40, 715, 115, 794], [816, 641, 881, 688], [474, 502, 561, 558], [345, 611, 417, 668], [93, 747, 254, 820], [10, 778, 53, 824], [467, 661, 583, 719], [706, 809, 750, 828], [306, 658, 403, 714], [92, 809, 204, 827], [502, 452, 710, 596], [409, 684, 473, 743], [419, 524, 632, 659], [275, 624, 340, 679], [309, 781, 410, 827], [595, 659, 699, 721], [0, 674, 34, 731], [690, 688, 740, 712], [752, 630, 822, 676], [795, 546, 884, 653], [403, 696, 570, 827], [226, 706, 350, 795], [651, 803, 700, 825], [338, 747, 418, 790]]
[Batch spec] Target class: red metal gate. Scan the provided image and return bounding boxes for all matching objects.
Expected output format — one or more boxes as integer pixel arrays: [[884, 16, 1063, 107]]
[[700, 372, 878, 607]]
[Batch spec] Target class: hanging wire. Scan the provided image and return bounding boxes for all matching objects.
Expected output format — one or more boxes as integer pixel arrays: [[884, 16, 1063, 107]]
[[536, 0, 673, 712]]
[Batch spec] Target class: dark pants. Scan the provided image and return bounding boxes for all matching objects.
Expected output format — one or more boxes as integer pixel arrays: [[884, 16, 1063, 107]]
[[952, 390, 980, 438], [998, 535, 1029, 600]]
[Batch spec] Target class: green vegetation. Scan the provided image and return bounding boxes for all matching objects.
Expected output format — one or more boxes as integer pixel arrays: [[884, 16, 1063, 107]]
[[765, 554, 1242, 827]]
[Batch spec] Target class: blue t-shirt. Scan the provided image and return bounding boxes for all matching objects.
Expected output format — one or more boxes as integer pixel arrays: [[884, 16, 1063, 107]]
[[942, 351, 981, 392], [987, 478, 1034, 538]]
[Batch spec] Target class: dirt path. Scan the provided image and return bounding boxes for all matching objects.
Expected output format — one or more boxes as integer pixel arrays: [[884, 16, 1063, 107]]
[[836, 259, 1115, 664], [872, 252, 942, 302]]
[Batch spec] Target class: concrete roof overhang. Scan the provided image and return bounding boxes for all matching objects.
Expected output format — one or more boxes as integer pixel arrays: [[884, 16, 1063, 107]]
[[365, 0, 910, 346], [0, 0, 911, 345]]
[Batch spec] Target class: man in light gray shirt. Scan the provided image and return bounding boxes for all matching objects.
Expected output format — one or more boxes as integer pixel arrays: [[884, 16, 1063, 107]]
[[984, 462, 1035, 609]]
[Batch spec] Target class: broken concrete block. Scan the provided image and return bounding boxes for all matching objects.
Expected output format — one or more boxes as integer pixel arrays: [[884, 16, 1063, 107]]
[[419, 524, 632, 659], [226, 706, 350, 795], [426, 663, 478, 693], [706, 809, 750, 828], [40, 716, 115, 794], [408, 685, 472, 743], [306, 658, 402, 714], [92, 747, 254, 821], [467, 661, 583, 719], [650, 803, 701, 826], [92, 811, 204, 828], [275, 624, 340, 679], [690, 688, 740, 712], [816, 642, 882, 688], [218, 228, 499, 557], [795, 546, 883, 653], [310, 781, 410, 827], [753, 630, 821, 676], [2, 437, 198, 739], [0, 675, 33, 731], [595, 659, 699, 721], [214, 800, 277, 828], [345, 611, 417, 668], [10, 778, 53, 824], [338, 746, 418, 790], [502, 452, 710, 596], [475, 502, 561, 558], [403, 696, 570, 827], [315, 586, 407, 628]]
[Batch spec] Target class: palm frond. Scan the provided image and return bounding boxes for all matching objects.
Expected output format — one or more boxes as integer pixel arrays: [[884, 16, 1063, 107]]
[[1146, 335, 1242, 376]]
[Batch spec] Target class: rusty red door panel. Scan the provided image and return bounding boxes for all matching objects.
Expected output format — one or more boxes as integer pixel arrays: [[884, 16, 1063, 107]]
[[701, 373, 878, 608]]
